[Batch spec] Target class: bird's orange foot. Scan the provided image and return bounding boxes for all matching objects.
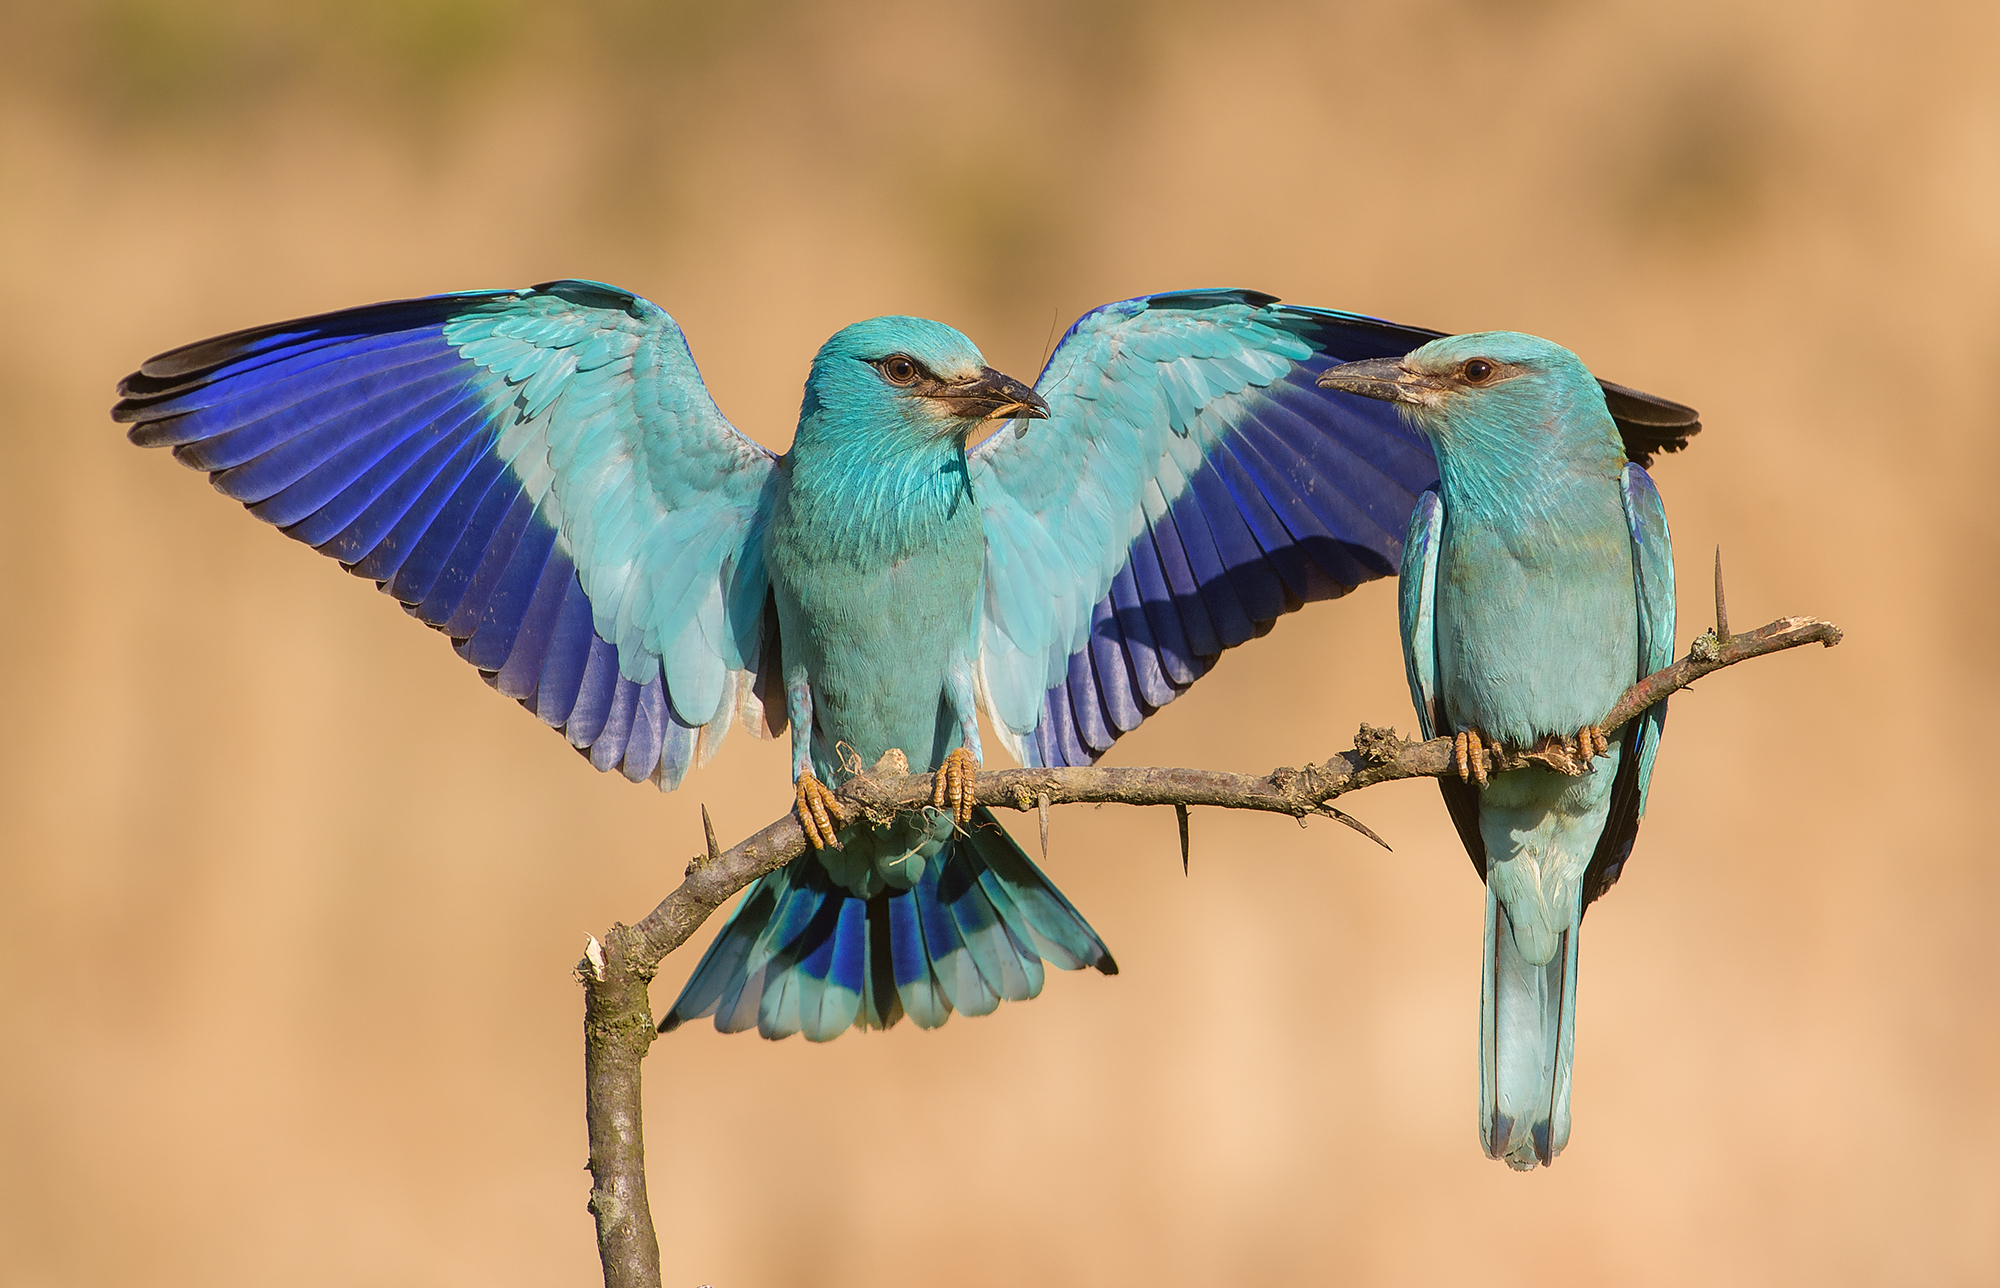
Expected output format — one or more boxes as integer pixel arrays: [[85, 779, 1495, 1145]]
[[1563, 724, 1611, 772], [795, 770, 852, 850], [932, 746, 978, 826], [1526, 725, 1611, 775], [1453, 728, 1503, 787]]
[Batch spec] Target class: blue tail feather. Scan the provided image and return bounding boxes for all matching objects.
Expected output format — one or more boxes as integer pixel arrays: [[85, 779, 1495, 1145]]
[[886, 886, 950, 1029], [661, 807, 1111, 1040], [1480, 884, 1582, 1170], [861, 899, 906, 1031], [940, 856, 1032, 1004], [918, 853, 998, 1017]]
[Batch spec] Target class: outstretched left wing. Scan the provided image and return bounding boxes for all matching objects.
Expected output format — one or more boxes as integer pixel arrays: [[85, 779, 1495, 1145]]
[[113, 280, 783, 790], [970, 290, 1443, 768], [1581, 463, 1677, 905]]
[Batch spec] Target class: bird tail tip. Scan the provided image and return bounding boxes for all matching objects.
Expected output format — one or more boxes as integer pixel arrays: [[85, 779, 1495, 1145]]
[[1479, 883, 1582, 1170]]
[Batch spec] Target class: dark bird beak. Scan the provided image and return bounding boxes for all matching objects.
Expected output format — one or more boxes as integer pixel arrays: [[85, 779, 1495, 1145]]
[[1315, 356, 1450, 409], [934, 367, 1050, 429]]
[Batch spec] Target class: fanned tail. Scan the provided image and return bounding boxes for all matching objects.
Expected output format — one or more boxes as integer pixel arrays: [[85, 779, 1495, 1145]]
[[1479, 883, 1582, 1170], [660, 806, 1114, 1041]]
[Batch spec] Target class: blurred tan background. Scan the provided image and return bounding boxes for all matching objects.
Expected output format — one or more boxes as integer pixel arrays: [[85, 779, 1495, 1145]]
[[2, 1, 1995, 1284]]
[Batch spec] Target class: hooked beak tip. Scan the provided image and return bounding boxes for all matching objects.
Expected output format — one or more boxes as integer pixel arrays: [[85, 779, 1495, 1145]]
[[948, 367, 1049, 434], [1315, 355, 1432, 407]]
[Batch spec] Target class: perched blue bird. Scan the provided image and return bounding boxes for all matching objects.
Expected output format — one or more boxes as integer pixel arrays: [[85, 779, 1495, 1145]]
[[113, 281, 1693, 1045], [1318, 334, 1679, 1169]]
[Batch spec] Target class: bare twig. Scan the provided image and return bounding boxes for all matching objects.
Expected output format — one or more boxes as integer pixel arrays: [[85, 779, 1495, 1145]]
[[580, 934, 661, 1288], [581, 611, 1840, 1288]]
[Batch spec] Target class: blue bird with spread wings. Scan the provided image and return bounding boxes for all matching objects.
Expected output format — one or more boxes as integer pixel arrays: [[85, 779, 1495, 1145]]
[[1321, 333, 1681, 1168], [113, 281, 1695, 1043]]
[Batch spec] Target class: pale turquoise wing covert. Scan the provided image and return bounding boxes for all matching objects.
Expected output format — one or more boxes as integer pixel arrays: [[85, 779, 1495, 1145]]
[[442, 285, 782, 735]]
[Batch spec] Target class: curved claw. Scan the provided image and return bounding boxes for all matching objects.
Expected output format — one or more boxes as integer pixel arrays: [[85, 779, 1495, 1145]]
[[932, 746, 978, 826], [1453, 728, 1502, 788], [795, 770, 852, 851], [1565, 724, 1610, 772]]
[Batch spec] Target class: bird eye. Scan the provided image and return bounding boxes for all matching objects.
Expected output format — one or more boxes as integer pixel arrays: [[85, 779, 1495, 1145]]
[[880, 355, 920, 386], [1462, 359, 1494, 384]]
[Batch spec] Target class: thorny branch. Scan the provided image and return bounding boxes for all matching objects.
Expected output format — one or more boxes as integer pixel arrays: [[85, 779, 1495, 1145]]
[[579, 602, 1841, 1288]]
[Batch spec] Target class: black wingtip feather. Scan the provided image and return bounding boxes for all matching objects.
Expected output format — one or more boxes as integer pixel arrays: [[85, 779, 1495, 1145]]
[[110, 288, 523, 421], [1599, 379, 1702, 468]]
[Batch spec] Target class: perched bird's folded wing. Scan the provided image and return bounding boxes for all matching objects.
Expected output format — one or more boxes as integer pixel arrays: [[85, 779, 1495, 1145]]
[[1400, 489, 1490, 877], [1583, 464, 1678, 903], [113, 280, 783, 790], [1398, 491, 1446, 740], [968, 290, 1442, 767]]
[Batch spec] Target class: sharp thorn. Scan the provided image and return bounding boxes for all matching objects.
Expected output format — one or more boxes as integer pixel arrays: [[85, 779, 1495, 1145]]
[[701, 804, 722, 867], [1326, 807, 1392, 851], [1175, 802, 1190, 875], [1713, 546, 1730, 644], [1037, 792, 1051, 864]]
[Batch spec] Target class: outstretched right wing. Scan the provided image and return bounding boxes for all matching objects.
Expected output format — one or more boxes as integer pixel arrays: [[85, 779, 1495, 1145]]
[[113, 279, 783, 790], [970, 290, 1444, 769]]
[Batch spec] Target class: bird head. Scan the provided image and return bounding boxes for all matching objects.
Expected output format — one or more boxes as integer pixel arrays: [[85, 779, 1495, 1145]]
[[797, 316, 1048, 451], [1315, 331, 1621, 463]]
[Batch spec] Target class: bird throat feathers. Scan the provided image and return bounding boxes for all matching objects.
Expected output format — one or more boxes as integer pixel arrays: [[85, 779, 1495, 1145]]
[[780, 431, 976, 563], [1418, 374, 1628, 509]]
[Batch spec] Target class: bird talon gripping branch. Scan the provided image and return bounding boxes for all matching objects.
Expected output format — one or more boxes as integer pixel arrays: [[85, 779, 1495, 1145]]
[[1453, 728, 1499, 787], [794, 770, 852, 851], [932, 746, 978, 826]]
